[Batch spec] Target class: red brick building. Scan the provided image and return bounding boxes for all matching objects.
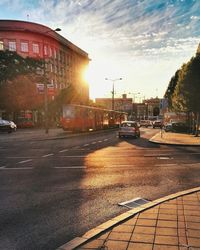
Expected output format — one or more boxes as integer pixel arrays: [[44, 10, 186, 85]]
[[0, 20, 89, 104]]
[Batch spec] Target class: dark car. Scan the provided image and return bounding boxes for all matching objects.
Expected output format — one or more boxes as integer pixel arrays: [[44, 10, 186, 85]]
[[0, 119, 17, 133], [152, 120, 163, 128], [164, 123, 173, 132], [171, 122, 189, 133], [118, 121, 140, 138]]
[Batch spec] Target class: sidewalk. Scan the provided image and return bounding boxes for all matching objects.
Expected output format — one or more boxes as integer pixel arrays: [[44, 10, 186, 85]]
[[57, 132, 200, 250], [149, 131, 200, 146], [58, 187, 200, 250]]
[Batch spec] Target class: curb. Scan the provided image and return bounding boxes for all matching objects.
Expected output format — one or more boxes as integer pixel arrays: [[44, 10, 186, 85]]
[[149, 133, 200, 146], [57, 186, 200, 250]]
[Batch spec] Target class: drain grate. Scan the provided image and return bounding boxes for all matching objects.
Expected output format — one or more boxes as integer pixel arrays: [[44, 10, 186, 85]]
[[118, 197, 150, 209]]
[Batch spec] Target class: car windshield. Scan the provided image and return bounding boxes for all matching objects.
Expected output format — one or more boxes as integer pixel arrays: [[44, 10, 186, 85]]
[[121, 122, 136, 127]]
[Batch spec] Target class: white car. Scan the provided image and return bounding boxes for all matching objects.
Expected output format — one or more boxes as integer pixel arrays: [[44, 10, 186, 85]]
[[118, 121, 140, 138], [0, 119, 17, 133]]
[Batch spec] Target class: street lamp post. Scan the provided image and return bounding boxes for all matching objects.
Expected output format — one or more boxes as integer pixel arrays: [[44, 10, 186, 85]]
[[105, 78, 122, 110], [42, 28, 61, 134], [129, 92, 140, 103]]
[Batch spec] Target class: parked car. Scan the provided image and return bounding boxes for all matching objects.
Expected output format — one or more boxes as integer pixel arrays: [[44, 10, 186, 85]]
[[152, 120, 163, 128], [164, 123, 173, 132], [118, 121, 140, 138], [0, 119, 17, 133], [171, 122, 189, 133], [140, 120, 152, 127]]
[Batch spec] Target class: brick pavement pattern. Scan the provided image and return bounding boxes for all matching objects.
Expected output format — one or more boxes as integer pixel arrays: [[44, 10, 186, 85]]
[[75, 191, 200, 250]]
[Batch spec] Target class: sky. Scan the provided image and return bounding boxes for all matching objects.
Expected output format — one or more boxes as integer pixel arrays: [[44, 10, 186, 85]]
[[0, 0, 200, 101]]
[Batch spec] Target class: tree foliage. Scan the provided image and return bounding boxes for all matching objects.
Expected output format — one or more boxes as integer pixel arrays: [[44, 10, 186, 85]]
[[172, 55, 200, 113], [170, 54, 200, 136], [0, 74, 43, 112], [0, 50, 43, 112], [0, 50, 42, 85]]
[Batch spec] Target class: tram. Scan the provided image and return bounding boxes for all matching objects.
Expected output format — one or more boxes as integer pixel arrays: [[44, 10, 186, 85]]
[[60, 104, 127, 132]]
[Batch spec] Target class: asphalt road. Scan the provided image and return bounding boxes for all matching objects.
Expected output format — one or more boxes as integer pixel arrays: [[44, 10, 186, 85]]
[[0, 128, 200, 250]]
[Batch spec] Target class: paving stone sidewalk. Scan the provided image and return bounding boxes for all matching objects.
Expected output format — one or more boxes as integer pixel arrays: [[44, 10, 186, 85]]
[[149, 131, 200, 146], [57, 132, 200, 250], [58, 187, 200, 250]]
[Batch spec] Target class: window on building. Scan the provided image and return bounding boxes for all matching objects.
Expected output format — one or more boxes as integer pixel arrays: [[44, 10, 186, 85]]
[[44, 45, 48, 56], [54, 48, 57, 59], [8, 41, 16, 51], [32, 43, 39, 54], [0, 41, 4, 50], [50, 63, 53, 72], [49, 47, 52, 57], [20, 41, 29, 52]]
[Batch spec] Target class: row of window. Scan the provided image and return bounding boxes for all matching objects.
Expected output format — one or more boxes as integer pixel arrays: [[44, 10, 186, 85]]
[[0, 40, 73, 65]]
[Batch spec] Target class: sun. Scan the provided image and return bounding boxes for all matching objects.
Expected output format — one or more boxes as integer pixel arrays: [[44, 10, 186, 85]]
[[83, 63, 112, 100], [84, 59, 124, 100]]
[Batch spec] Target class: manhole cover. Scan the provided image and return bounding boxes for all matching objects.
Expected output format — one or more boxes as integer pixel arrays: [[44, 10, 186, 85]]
[[118, 197, 149, 209]]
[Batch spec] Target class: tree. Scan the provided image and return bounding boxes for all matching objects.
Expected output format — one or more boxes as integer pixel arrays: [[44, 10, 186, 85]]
[[0, 74, 43, 112], [0, 50, 43, 113], [172, 55, 200, 136], [0, 50, 42, 85], [164, 69, 181, 110]]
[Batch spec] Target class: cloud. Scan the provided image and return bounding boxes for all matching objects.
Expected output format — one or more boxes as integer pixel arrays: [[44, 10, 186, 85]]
[[1, 0, 200, 98]]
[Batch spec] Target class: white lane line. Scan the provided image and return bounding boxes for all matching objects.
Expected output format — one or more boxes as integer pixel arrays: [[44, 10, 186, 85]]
[[18, 159, 33, 164], [91, 142, 96, 144], [59, 149, 69, 153], [155, 164, 178, 167], [98, 141, 102, 143], [6, 156, 33, 159], [104, 139, 108, 141], [144, 154, 170, 157], [0, 167, 33, 170], [59, 155, 85, 158], [105, 165, 135, 168], [42, 153, 54, 158], [157, 157, 173, 160], [54, 166, 86, 169], [83, 144, 89, 147], [0, 166, 6, 169]]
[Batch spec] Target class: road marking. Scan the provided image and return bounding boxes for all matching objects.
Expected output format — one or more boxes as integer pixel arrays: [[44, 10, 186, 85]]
[[7, 156, 33, 159], [157, 157, 172, 160], [104, 139, 108, 141], [155, 164, 178, 167], [18, 159, 33, 164], [0, 167, 33, 170], [0, 166, 6, 169], [59, 155, 85, 158], [98, 140, 102, 143], [105, 164, 135, 168], [54, 166, 86, 169], [42, 153, 54, 158], [59, 149, 69, 153], [144, 154, 170, 157], [83, 144, 89, 147], [91, 142, 96, 144]]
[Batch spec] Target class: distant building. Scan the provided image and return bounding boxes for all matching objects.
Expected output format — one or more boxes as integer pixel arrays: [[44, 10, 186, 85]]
[[0, 20, 89, 104], [95, 94, 133, 113], [143, 97, 161, 118]]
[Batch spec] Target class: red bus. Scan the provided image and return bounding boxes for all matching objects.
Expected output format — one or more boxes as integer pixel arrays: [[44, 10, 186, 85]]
[[60, 104, 127, 132]]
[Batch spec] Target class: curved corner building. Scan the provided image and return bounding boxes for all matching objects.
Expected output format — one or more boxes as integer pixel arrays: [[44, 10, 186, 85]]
[[0, 20, 90, 104]]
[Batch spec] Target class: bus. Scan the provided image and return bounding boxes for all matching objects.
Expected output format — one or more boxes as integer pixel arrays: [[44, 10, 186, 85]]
[[60, 104, 127, 132]]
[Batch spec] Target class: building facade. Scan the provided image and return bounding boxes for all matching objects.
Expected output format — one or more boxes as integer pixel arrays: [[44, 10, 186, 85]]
[[95, 94, 133, 113], [0, 20, 90, 104]]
